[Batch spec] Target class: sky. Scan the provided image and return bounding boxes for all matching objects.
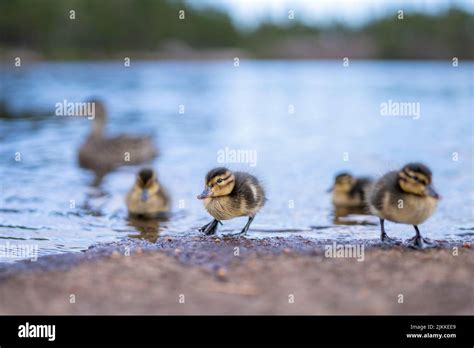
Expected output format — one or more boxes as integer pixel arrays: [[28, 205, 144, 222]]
[[188, 0, 474, 28]]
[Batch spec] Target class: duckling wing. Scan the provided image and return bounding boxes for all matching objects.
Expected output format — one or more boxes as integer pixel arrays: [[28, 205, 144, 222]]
[[368, 171, 398, 213], [232, 172, 266, 214], [154, 185, 171, 211], [350, 177, 373, 199]]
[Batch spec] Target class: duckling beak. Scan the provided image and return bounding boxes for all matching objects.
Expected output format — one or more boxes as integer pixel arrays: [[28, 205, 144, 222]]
[[197, 187, 211, 199], [140, 189, 149, 202], [326, 185, 334, 193], [426, 185, 440, 199]]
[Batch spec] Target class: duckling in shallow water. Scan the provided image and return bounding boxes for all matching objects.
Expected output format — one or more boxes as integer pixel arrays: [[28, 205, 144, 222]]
[[78, 99, 157, 175], [368, 163, 440, 249], [197, 167, 265, 235], [328, 172, 373, 208], [126, 168, 169, 218]]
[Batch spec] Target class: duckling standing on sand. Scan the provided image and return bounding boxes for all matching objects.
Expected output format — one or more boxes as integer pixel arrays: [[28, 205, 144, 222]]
[[126, 168, 169, 219], [78, 99, 157, 175], [328, 172, 373, 208], [197, 167, 266, 236], [368, 163, 440, 249]]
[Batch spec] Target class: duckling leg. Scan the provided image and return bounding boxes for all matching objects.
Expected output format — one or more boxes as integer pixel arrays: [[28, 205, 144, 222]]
[[407, 225, 434, 249], [237, 216, 254, 236], [198, 221, 212, 232], [199, 219, 221, 235], [380, 218, 399, 244]]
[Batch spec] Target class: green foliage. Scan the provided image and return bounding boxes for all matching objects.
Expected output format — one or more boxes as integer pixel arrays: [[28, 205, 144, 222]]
[[0, 1, 472, 59], [0, 0, 239, 57], [364, 9, 474, 59]]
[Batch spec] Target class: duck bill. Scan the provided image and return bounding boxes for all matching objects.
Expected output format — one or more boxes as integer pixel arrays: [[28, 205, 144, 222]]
[[197, 187, 211, 200], [140, 189, 149, 202], [326, 185, 334, 193], [426, 185, 440, 199]]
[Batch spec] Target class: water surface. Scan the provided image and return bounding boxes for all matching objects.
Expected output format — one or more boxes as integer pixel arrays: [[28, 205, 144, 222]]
[[1, 60, 473, 262]]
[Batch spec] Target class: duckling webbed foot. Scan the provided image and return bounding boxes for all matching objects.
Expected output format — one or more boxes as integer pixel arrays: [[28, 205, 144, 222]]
[[381, 233, 402, 246], [406, 235, 434, 249], [379, 218, 401, 245], [223, 216, 254, 237], [199, 219, 221, 235], [406, 225, 435, 249]]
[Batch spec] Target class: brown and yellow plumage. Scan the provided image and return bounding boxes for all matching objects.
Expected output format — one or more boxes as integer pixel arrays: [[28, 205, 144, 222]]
[[368, 162, 439, 248], [126, 168, 169, 219], [329, 172, 373, 208], [197, 167, 265, 235]]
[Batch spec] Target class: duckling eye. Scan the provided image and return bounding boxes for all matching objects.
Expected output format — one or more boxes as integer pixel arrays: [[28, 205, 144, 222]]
[[217, 178, 223, 184]]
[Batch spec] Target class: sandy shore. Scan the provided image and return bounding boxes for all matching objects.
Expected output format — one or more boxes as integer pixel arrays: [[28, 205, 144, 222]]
[[0, 236, 472, 315]]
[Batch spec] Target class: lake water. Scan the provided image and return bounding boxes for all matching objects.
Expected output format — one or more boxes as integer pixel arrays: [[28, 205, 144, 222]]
[[1, 60, 473, 262]]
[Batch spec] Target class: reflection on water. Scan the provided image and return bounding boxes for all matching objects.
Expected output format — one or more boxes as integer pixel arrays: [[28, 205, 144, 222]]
[[127, 218, 162, 243], [332, 206, 376, 226], [0, 60, 473, 262]]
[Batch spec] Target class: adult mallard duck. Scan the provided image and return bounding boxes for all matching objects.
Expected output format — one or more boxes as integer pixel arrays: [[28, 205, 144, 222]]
[[78, 99, 157, 175]]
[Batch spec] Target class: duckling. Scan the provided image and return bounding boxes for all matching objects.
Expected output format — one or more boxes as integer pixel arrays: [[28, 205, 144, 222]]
[[78, 99, 157, 174], [126, 168, 170, 219], [368, 163, 440, 249], [328, 172, 373, 208], [197, 167, 265, 235]]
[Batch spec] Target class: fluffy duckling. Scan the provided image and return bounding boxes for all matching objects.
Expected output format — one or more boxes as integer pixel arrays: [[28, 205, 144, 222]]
[[126, 168, 169, 218], [197, 167, 265, 235], [328, 172, 373, 208], [368, 163, 440, 248], [78, 99, 157, 174]]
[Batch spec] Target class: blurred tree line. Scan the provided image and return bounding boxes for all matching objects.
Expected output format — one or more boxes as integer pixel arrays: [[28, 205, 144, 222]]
[[0, 0, 472, 59]]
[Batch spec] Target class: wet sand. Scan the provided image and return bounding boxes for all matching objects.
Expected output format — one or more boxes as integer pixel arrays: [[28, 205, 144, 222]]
[[0, 236, 472, 315]]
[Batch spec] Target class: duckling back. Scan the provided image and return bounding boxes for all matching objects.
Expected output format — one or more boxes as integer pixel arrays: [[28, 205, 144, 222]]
[[332, 177, 372, 208], [232, 172, 266, 214]]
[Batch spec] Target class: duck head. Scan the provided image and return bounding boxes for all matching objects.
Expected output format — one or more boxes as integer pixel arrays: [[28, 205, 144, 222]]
[[398, 162, 440, 199], [135, 168, 160, 202], [328, 172, 355, 193], [197, 167, 235, 199]]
